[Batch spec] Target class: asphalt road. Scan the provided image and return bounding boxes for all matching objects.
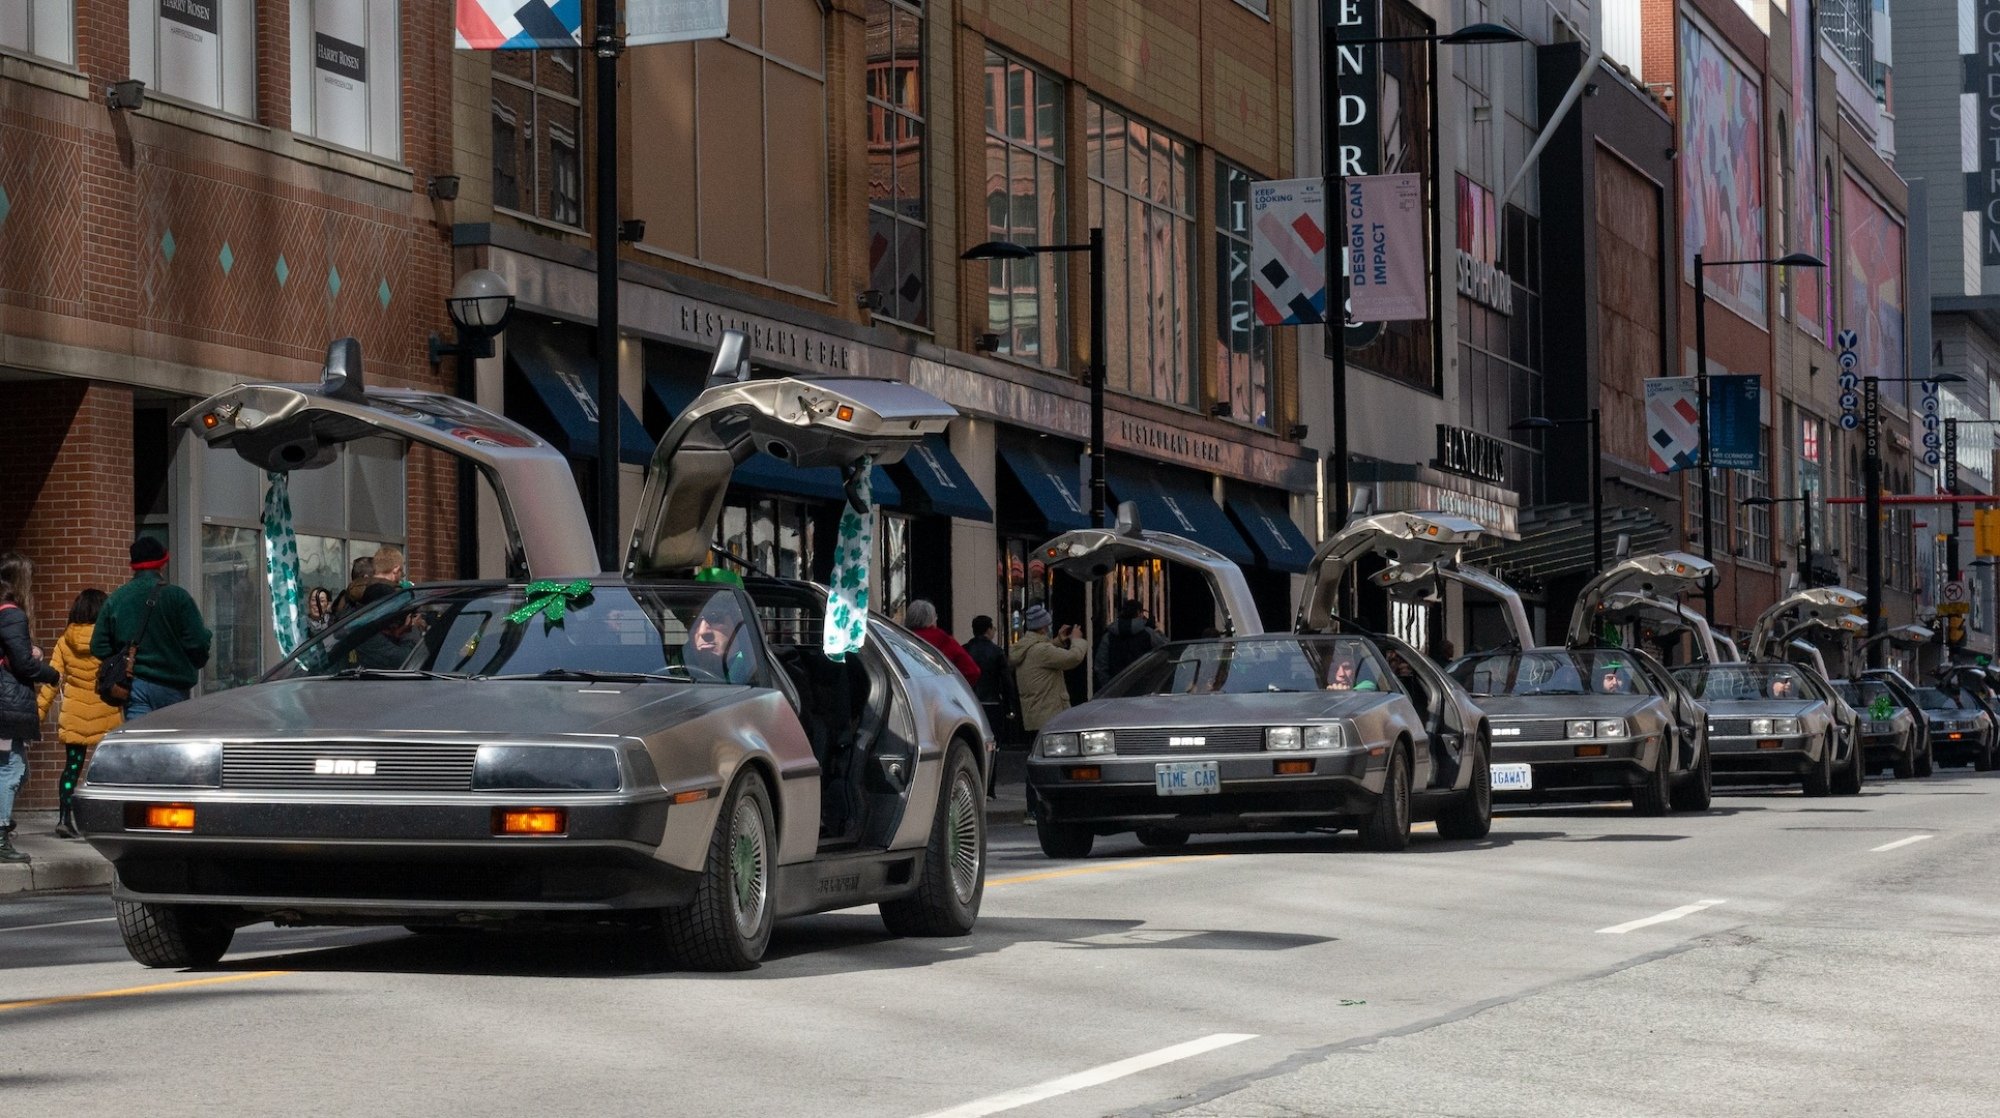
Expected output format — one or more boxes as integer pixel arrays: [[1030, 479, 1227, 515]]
[[5, 771, 1998, 1118]]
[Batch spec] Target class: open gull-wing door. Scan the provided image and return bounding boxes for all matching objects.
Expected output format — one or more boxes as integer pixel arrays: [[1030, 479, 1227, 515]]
[[1745, 586, 1867, 662], [1564, 551, 1713, 649], [626, 335, 957, 577], [1592, 590, 1721, 663], [1038, 503, 1263, 636], [1366, 560, 1533, 648], [179, 338, 599, 579], [1296, 511, 1492, 634]]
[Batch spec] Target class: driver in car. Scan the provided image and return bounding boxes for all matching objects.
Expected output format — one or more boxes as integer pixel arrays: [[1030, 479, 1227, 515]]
[[1326, 658, 1358, 690], [1598, 664, 1631, 694], [685, 592, 755, 684], [1769, 674, 1795, 699]]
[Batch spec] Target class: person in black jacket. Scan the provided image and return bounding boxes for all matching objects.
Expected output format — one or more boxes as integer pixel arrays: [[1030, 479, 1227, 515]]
[[963, 615, 1017, 797], [0, 551, 61, 865]]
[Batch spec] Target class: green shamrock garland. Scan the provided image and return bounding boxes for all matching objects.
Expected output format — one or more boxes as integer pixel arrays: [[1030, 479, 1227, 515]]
[[508, 579, 595, 627], [1868, 694, 1895, 722], [823, 460, 873, 662], [263, 471, 305, 655]]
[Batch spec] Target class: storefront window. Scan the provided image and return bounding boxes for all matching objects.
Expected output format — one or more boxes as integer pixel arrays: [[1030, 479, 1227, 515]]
[[1001, 539, 1053, 640], [1088, 99, 1194, 406], [1215, 160, 1273, 427], [982, 48, 1065, 367], [492, 47, 584, 227], [0, 1, 73, 64], [201, 524, 263, 693], [129, 0, 255, 117], [715, 497, 815, 581], [289, 0, 400, 159], [867, 0, 928, 327], [879, 511, 912, 622]]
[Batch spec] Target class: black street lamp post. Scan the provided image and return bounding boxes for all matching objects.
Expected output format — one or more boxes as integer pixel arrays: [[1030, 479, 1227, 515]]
[[1513, 409, 1602, 572], [1691, 251, 1826, 622], [1321, 16, 1524, 531], [963, 232, 1108, 528], [428, 268, 516, 579], [1742, 491, 1814, 588]]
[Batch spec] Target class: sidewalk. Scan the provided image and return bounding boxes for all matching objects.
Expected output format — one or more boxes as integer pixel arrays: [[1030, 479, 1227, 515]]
[[0, 758, 1036, 898], [0, 811, 112, 896]]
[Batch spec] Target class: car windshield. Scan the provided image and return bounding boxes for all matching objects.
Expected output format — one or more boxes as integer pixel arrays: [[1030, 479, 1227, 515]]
[[271, 583, 768, 686], [1448, 650, 1653, 698], [1102, 636, 1401, 696], [1835, 681, 1896, 709], [1673, 663, 1812, 701], [1914, 687, 1975, 710]]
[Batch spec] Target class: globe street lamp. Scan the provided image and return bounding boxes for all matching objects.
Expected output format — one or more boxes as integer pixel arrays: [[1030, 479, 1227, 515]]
[[429, 268, 516, 579]]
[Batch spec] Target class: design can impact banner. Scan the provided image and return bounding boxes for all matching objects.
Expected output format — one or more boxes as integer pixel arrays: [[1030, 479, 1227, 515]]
[[1249, 178, 1328, 326], [1344, 173, 1428, 323]]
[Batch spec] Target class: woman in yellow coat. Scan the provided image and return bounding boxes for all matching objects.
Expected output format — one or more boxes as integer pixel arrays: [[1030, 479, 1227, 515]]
[[37, 589, 120, 838]]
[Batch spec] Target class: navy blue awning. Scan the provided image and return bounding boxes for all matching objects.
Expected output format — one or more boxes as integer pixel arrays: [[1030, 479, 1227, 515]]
[[1105, 463, 1257, 566], [996, 439, 1091, 535], [643, 368, 901, 506], [887, 434, 993, 521], [507, 339, 651, 466], [1225, 487, 1315, 573]]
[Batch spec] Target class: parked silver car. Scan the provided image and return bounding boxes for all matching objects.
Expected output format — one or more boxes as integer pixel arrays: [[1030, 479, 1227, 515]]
[[1672, 662, 1856, 795], [1910, 683, 1997, 771], [76, 333, 994, 970], [1832, 676, 1927, 780]]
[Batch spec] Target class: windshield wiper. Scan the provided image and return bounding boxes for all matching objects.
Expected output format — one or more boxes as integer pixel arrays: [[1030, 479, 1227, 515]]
[[482, 667, 688, 683], [327, 667, 465, 681]]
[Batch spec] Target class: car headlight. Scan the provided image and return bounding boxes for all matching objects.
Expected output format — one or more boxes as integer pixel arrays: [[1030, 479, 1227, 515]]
[[1595, 719, 1627, 738], [1266, 726, 1303, 751], [84, 740, 222, 788], [1771, 717, 1800, 735], [472, 745, 621, 791], [1750, 718, 1773, 736], [1303, 724, 1346, 751], [1079, 730, 1115, 756], [1568, 720, 1596, 739], [1039, 732, 1079, 757]]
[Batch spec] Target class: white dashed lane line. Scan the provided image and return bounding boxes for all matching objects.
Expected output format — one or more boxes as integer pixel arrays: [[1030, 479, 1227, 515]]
[[1871, 834, 1934, 853], [910, 1033, 1259, 1118], [0, 917, 115, 935], [1595, 899, 1728, 935]]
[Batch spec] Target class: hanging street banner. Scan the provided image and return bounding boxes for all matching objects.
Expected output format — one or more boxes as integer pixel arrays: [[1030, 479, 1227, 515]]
[[455, 0, 583, 50], [1707, 374, 1763, 470], [1646, 377, 1702, 473], [1837, 327, 1861, 430], [1250, 178, 1329, 326], [1345, 173, 1427, 322], [627, 0, 730, 46]]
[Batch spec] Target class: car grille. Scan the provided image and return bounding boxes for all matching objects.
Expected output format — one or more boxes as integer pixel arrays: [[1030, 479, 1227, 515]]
[[1487, 720, 1571, 743], [222, 742, 479, 792], [1112, 727, 1269, 756], [1708, 718, 1754, 736]]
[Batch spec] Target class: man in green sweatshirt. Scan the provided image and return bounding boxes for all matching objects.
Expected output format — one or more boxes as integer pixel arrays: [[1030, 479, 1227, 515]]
[[91, 538, 214, 718]]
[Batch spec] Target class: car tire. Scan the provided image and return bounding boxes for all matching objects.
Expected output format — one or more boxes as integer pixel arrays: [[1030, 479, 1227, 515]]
[[1435, 740, 1492, 841], [115, 899, 233, 969], [1633, 736, 1673, 817], [1976, 739, 1996, 773], [881, 744, 985, 938], [1892, 734, 1916, 780], [1915, 738, 1935, 779], [1036, 817, 1094, 859], [662, 770, 776, 971], [1360, 745, 1412, 852], [1135, 827, 1190, 848], [1670, 740, 1713, 813], [1803, 734, 1835, 797], [1833, 731, 1865, 795]]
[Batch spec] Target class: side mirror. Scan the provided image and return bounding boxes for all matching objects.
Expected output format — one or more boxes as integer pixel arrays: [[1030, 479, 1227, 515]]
[[321, 337, 366, 403], [705, 329, 751, 387]]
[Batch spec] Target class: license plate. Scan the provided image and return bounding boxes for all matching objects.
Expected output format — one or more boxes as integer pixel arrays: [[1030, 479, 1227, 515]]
[[1155, 761, 1219, 796], [1492, 763, 1533, 791]]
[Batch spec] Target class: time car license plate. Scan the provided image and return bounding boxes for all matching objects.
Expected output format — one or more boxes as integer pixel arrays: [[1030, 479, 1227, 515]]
[[1155, 761, 1219, 796], [1491, 763, 1533, 791]]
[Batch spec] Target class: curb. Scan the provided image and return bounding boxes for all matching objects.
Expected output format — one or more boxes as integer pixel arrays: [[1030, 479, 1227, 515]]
[[0, 855, 112, 896]]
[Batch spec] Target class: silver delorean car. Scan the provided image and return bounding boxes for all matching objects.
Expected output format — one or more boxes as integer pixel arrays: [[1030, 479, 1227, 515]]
[[76, 333, 994, 971]]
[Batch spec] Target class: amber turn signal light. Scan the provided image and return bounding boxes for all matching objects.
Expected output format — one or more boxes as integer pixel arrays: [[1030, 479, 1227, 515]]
[[1064, 766, 1101, 781], [1274, 760, 1313, 776], [835, 404, 855, 422], [201, 413, 219, 429], [1757, 739, 1782, 750], [495, 808, 566, 835], [143, 804, 195, 831], [1573, 744, 1607, 758]]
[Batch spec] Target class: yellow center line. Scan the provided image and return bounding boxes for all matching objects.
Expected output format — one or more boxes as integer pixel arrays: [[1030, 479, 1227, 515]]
[[989, 854, 1231, 887], [0, 969, 292, 1014]]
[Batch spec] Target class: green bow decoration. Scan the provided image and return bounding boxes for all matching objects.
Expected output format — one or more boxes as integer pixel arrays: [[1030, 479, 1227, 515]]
[[508, 579, 595, 626], [1869, 694, 1895, 721]]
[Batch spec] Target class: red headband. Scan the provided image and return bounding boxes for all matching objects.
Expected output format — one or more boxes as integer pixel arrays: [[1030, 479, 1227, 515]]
[[131, 555, 169, 571]]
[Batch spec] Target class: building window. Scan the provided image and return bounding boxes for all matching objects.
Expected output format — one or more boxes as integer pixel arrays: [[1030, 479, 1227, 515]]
[[981, 49, 1065, 368], [1737, 436, 1771, 564], [0, 1, 73, 64], [289, 0, 400, 159], [129, 0, 256, 117], [867, 0, 928, 327], [1216, 160, 1274, 427], [1088, 99, 1194, 406], [492, 48, 585, 228]]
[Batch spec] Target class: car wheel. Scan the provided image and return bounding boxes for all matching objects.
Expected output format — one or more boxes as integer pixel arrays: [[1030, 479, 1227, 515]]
[[115, 899, 233, 969], [881, 744, 985, 937], [1435, 740, 1492, 841], [1135, 827, 1190, 848], [1803, 734, 1835, 797], [1976, 739, 1996, 773], [1892, 734, 1916, 780], [1360, 745, 1412, 852], [1670, 741, 1713, 812], [1633, 736, 1672, 817], [1833, 731, 1865, 795], [1915, 738, 1935, 779], [662, 771, 776, 971], [1036, 817, 1094, 859]]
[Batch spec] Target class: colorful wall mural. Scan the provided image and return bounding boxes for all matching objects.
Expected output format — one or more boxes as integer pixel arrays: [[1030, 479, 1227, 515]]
[[1790, 0, 1825, 343], [1680, 18, 1766, 322], [1841, 172, 1906, 384]]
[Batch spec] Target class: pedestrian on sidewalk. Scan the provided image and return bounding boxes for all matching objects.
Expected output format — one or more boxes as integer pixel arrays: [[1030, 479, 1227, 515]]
[[905, 599, 981, 686], [330, 555, 376, 621], [963, 615, 1017, 798], [0, 551, 61, 865], [91, 538, 213, 719], [1094, 598, 1165, 690], [38, 589, 120, 839], [1010, 605, 1086, 823]]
